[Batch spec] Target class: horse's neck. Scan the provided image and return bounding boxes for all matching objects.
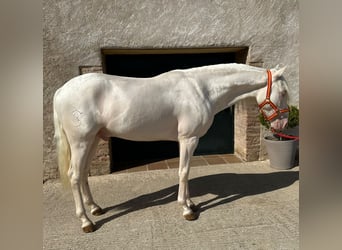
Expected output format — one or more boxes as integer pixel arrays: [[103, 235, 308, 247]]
[[194, 66, 267, 113]]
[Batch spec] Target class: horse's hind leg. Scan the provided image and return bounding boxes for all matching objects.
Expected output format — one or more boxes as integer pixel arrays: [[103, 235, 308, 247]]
[[80, 136, 104, 216], [68, 138, 96, 233], [178, 137, 199, 220]]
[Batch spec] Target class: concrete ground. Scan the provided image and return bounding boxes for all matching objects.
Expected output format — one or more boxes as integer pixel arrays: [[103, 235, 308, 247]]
[[43, 161, 299, 250]]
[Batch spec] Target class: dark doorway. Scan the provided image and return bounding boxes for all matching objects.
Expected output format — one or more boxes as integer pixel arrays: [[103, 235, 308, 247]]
[[101, 48, 248, 171]]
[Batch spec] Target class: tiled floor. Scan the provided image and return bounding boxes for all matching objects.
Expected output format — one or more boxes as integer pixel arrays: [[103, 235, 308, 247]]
[[114, 154, 243, 174]]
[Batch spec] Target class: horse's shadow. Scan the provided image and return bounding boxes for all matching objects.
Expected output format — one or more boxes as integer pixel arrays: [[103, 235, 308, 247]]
[[95, 171, 298, 229]]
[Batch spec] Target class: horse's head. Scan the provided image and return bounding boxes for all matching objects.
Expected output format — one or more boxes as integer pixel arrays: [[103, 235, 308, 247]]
[[256, 66, 290, 131]]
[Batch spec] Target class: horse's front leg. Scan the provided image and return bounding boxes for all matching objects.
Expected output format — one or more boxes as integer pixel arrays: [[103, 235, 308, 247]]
[[178, 137, 199, 220]]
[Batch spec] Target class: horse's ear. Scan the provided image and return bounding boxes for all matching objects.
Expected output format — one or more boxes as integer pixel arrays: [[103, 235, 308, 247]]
[[273, 65, 287, 78]]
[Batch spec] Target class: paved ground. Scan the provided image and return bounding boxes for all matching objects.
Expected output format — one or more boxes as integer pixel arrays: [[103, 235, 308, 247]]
[[43, 161, 299, 250]]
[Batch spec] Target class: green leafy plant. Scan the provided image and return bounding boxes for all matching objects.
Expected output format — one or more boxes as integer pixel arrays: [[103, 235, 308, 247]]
[[259, 105, 299, 130], [287, 106, 299, 128]]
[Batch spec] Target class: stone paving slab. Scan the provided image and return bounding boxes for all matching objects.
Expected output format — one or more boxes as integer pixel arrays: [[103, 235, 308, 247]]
[[43, 161, 299, 250]]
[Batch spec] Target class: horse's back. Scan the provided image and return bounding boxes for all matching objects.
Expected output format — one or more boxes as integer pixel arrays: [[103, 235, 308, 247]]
[[54, 72, 188, 141], [100, 73, 185, 141]]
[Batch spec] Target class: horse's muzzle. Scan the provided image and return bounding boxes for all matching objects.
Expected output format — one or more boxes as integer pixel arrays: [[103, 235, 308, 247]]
[[270, 118, 288, 131]]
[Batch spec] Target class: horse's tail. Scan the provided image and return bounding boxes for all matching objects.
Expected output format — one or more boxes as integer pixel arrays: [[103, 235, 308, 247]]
[[53, 90, 71, 188]]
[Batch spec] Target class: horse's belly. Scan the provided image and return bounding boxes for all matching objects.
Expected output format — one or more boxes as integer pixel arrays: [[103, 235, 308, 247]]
[[103, 116, 179, 141], [119, 129, 178, 141]]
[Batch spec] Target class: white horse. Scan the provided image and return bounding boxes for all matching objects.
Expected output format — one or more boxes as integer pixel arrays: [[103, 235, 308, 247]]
[[53, 63, 289, 232]]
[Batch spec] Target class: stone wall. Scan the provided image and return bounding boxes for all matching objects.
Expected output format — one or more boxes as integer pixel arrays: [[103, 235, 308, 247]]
[[235, 97, 260, 161], [43, 0, 299, 181]]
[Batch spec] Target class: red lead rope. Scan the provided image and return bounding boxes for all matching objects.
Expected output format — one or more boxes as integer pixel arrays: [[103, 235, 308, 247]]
[[271, 128, 299, 141]]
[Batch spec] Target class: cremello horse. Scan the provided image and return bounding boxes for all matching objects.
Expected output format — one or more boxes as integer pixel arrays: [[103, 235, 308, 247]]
[[53, 63, 289, 232]]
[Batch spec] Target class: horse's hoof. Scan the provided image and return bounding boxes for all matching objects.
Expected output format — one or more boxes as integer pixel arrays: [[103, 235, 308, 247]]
[[82, 223, 95, 233], [184, 212, 198, 221], [91, 207, 104, 216], [189, 204, 199, 212]]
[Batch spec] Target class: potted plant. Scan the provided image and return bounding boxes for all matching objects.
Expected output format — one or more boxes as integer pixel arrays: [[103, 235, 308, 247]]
[[259, 105, 299, 170]]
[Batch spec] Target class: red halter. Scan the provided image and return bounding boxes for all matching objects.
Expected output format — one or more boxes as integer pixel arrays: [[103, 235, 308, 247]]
[[259, 70, 299, 140], [258, 70, 289, 121]]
